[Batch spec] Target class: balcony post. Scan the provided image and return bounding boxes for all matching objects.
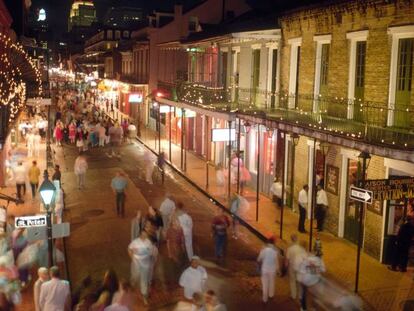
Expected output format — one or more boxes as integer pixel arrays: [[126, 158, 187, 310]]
[[279, 130, 286, 240], [169, 106, 172, 164], [205, 116, 209, 189], [236, 118, 241, 194], [227, 120, 232, 198], [255, 124, 261, 222]]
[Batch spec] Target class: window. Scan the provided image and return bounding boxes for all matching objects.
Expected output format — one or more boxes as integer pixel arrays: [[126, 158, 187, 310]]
[[115, 30, 121, 39], [123, 30, 129, 38], [355, 41, 366, 98], [319, 44, 329, 93], [313, 35, 331, 103], [107, 30, 113, 39], [189, 16, 198, 32]]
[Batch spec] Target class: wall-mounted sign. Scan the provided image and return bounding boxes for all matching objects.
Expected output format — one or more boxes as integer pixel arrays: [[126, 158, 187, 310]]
[[159, 105, 171, 113], [129, 93, 143, 103], [211, 128, 236, 142], [15, 215, 47, 228], [325, 165, 339, 195], [364, 177, 414, 201]]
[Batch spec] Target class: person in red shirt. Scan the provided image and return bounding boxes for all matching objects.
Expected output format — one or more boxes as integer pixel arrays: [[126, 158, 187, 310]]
[[211, 208, 230, 262]]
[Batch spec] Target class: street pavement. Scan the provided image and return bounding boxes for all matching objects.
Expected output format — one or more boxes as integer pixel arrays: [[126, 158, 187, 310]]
[[61, 141, 297, 310]]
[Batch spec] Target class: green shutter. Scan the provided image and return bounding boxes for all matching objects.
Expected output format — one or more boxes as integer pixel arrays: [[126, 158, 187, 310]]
[[354, 41, 366, 122], [319, 44, 330, 96]]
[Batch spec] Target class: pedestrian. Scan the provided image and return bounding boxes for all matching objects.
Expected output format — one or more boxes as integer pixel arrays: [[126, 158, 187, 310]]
[[297, 250, 326, 311], [27, 131, 34, 157], [54, 121, 63, 146], [131, 210, 142, 241], [108, 122, 123, 158], [159, 193, 176, 233], [179, 256, 208, 300], [75, 128, 84, 153], [166, 216, 185, 264], [28, 160, 41, 199], [270, 178, 283, 209], [285, 234, 307, 300], [174, 292, 205, 311], [229, 193, 241, 239], [74, 153, 88, 190], [128, 231, 158, 305], [211, 208, 230, 261], [143, 150, 154, 185], [111, 171, 128, 217], [315, 185, 328, 232], [13, 162, 26, 202], [176, 202, 194, 261], [257, 237, 280, 304], [34, 267, 49, 311], [389, 217, 414, 272], [52, 164, 62, 186], [127, 123, 136, 143], [98, 122, 106, 147], [33, 132, 41, 157], [39, 266, 71, 311], [157, 151, 166, 184], [108, 279, 137, 311], [204, 290, 227, 311], [298, 185, 309, 233], [68, 121, 76, 144]]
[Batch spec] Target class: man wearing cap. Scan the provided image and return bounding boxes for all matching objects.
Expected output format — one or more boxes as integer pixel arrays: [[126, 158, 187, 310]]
[[179, 256, 208, 300], [257, 237, 280, 304]]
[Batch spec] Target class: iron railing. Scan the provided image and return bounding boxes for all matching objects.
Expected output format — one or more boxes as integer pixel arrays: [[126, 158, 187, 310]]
[[156, 81, 414, 150]]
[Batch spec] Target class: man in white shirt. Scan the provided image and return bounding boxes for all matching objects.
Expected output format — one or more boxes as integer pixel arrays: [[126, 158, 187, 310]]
[[13, 162, 26, 201], [33, 132, 42, 157], [298, 185, 309, 233], [285, 234, 307, 299], [98, 123, 106, 147], [179, 256, 208, 300], [270, 178, 283, 209], [316, 185, 329, 232], [34, 267, 49, 311], [257, 237, 279, 303], [39, 266, 71, 311], [159, 193, 176, 233], [177, 202, 194, 260], [74, 154, 88, 189]]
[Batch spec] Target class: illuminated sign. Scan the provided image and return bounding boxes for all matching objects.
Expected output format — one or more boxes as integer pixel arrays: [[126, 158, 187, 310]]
[[38, 8, 46, 21], [211, 128, 236, 142], [159, 105, 171, 113], [129, 93, 143, 103]]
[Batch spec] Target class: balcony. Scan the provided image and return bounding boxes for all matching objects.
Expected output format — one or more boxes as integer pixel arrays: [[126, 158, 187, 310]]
[[156, 81, 414, 151]]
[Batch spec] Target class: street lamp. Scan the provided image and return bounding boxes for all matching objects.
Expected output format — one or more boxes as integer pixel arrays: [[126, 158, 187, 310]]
[[39, 170, 56, 268], [290, 133, 300, 209]]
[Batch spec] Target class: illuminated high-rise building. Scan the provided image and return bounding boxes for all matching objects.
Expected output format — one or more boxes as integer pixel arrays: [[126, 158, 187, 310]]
[[68, 0, 97, 31]]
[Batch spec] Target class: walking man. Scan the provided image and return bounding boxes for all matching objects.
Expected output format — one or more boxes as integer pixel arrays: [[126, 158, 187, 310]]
[[315, 185, 328, 232], [34, 267, 49, 311], [111, 171, 128, 217], [257, 237, 280, 304], [39, 266, 71, 311], [211, 208, 230, 261], [28, 160, 41, 198], [179, 256, 208, 300], [270, 178, 283, 209], [177, 202, 194, 261], [74, 153, 88, 189], [14, 161, 26, 201], [98, 122, 106, 147], [298, 185, 309, 233], [159, 193, 176, 233], [285, 234, 307, 300]]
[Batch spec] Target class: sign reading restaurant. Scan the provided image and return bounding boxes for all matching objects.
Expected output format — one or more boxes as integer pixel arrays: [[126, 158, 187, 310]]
[[15, 215, 47, 228], [364, 177, 414, 201]]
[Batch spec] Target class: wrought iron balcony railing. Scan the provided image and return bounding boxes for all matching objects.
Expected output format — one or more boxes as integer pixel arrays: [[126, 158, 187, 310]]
[[156, 81, 414, 150]]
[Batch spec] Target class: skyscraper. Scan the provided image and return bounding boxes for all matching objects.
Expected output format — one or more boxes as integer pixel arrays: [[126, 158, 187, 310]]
[[68, 0, 97, 31]]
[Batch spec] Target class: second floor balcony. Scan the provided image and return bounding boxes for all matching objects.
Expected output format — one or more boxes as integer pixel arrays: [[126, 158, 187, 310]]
[[157, 81, 414, 151]]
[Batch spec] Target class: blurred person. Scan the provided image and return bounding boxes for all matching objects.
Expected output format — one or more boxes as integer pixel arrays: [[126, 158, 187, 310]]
[[127, 123, 136, 143], [34, 267, 49, 311], [68, 121, 76, 144], [110, 279, 136, 311], [211, 208, 230, 262], [179, 256, 208, 300], [74, 153, 88, 190], [285, 235, 307, 300], [108, 122, 123, 158], [33, 132, 41, 157], [159, 193, 176, 233], [52, 164, 62, 185], [297, 250, 326, 311], [157, 151, 166, 184], [166, 216, 185, 264], [90, 269, 119, 311], [257, 237, 280, 304], [389, 217, 414, 272], [174, 292, 205, 311], [270, 178, 283, 210], [229, 193, 241, 239], [55, 188, 64, 224], [28, 160, 41, 199], [111, 172, 128, 217], [131, 210, 142, 241], [54, 121, 63, 146], [315, 185, 328, 232], [298, 185, 309, 233], [75, 128, 84, 153], [239, 164, 251, 195], [27, 131, 34, 157], [13, 162, 26, 201], [128, 231, 157, 305], [39, 266, 71, 311], [177, 202, 194, 261], [204, 290, 227, 311], [143, 150, 154, 185], [11, 228, 29, 286], [98, 122, 106, 147]]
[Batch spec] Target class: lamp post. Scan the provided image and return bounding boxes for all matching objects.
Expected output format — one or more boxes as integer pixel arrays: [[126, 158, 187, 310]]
[[355, 151, 371, 293], [290, 133, 300, 209], [39, 170, 56, 268]]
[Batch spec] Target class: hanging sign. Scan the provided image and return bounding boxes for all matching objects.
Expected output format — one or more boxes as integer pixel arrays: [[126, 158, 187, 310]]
[[211, 128, 236, 142], [364, 177, 414, 201], [128, 93, 143, 103]]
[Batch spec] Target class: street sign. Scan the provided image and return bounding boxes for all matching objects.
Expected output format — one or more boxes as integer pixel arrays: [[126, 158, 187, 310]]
[[350, 186, 373, 204], [26, 222, 70, 242], [15, 215, 47, 228]]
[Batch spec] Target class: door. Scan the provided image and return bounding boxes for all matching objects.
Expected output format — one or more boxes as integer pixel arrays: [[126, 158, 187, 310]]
[[344, 159, 362, 244], [294, 47, 301, 108], [252, 49, 261, 105], [354, 41, 366, 122], [261, 131, 276, 195], [394, 38, 413, 128]]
